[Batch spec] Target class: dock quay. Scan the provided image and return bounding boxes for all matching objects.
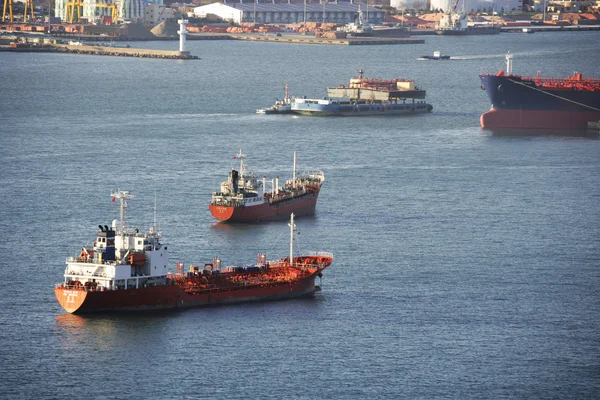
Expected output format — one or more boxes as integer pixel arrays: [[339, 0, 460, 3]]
[[226, 33, 424, 45], [0, 43, 199, 59]]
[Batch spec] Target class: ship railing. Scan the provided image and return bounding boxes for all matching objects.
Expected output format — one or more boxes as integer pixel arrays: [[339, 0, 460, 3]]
[[64, 269, 110, 278], [55, 283, 111, 292], [66, 256, 118, 266], [299, 170, 325, 182], [303, 251, 334, 258], [210, 199, 239, 207]]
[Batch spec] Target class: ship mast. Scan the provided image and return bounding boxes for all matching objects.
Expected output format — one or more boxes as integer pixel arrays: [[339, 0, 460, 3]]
[[236, 149, 246, 178], [506, 51, 513, 75], [151, 192, 158, 234], [289, 213, 296, 266], [285, 83, 290, 104], [111, 187, 133, 234], [292, 151, 296, 189]]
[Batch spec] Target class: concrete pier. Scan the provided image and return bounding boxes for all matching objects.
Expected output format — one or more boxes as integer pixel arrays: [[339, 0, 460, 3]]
[[227, 34, 424, 45], [0, 43, 199, 59]]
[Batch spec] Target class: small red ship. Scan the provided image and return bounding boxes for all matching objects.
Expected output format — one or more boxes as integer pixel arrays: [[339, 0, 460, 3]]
[[209, 150, 325, 223], [480, 52, 600, 130], [55, 189, 333, 314]]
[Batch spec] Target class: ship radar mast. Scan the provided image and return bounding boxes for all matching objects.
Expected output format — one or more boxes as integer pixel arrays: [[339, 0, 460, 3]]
[[506, 51, 513, 75], [285, 83, 290, 104], [111, 187, 133, 234], [289, 213, 296, 266], [292, 151, 297, 189], [236, 149, 247, 178], [150, 192, 158, 235]]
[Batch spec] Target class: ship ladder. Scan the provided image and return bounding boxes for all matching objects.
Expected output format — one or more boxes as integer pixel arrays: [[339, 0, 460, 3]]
[[508, 79, 600, 111]]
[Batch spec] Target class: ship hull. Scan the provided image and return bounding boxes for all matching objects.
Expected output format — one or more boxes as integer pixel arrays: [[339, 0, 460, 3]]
[[210, 190, 319, 222], [369, 27, 411, 38], [479, 74, 600, 130], [256, 106, 292, 114], [55, 273, 321, 314], [292, 101, 432, 116]]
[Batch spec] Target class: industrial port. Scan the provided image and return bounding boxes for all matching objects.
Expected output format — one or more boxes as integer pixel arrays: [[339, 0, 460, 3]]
[[1, 0, 599, 56]]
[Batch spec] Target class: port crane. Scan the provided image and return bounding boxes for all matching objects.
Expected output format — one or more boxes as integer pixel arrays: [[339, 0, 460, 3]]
[[2, 0, 34, 22], [66, 0, 118, 24]]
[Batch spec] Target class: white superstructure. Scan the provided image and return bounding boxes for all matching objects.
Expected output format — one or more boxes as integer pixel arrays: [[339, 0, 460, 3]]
[[60, 189, 168, 292]]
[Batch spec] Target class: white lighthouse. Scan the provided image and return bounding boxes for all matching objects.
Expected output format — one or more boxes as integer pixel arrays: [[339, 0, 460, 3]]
[[177, 19, 189, 54]]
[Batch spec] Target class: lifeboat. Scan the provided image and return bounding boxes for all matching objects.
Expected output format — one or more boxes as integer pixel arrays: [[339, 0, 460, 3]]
[[129, 252, 147, 266]]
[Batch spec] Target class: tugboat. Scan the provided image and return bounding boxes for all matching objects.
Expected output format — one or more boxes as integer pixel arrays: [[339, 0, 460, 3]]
[[257, 84, 293, 114], [209, 150, 324, 222], [419, 51, 451, 60], [54, 189, 333, 314]]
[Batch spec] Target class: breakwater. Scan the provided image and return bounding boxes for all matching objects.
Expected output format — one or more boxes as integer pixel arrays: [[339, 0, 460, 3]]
[[0, 43, 199, 59]]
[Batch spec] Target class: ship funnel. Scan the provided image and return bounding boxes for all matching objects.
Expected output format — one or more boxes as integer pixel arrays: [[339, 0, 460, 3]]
[[99, 225, 104, 232]]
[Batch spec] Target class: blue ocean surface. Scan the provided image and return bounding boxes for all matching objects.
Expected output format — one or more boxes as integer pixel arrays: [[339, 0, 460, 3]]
[[1, 32, 599, 399]]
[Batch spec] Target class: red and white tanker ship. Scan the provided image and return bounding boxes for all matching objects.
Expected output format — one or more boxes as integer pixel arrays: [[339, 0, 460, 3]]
[[54, 189, 333, 314], [209, 150, 325, 223]]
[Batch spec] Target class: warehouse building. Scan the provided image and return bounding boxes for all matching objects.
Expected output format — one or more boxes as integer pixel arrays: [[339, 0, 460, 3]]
[[193, 1, 385, 25]]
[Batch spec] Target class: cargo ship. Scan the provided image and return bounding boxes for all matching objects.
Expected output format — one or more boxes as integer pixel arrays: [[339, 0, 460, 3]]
[[209, 150, 325, 222], [55, 189, 333, 314], [337, 5, 410, 38], [479, 52, 600, 130], [435, 3, 500, 35], [291, 69, 432, 116]]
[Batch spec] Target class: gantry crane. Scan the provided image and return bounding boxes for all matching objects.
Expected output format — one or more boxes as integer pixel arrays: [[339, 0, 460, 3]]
[[66, 1, 118, 24], [2, 0, 34, 22]]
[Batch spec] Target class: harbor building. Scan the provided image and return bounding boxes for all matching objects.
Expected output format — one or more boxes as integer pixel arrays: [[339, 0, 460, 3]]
[[54, 0, 163, 23], [428, 0, 522, 12], [390, 0, 429, 10], [192, 1, 385, 25]]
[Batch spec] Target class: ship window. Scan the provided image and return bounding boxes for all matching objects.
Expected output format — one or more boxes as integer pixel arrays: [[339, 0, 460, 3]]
[[138, 240, 142, 245]]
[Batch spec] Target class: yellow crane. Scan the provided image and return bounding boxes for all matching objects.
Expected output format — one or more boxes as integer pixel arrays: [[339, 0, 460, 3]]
[[66, 1, 118, 24], [24, 0, 35, 20], [1, 0, 12, 22], [2, 0, 34, 22]]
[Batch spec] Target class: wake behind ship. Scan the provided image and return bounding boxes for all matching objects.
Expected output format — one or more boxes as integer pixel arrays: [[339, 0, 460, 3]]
[[209, 151, 324, 223], [54, 189, 333, 314], [479, 52, 600, 130]]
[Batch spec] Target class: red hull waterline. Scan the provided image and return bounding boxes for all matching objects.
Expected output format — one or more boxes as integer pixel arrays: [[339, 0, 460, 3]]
[[481, 108, 600, 130], [55, 273, 322, 314], [210, 191, 319, 222]]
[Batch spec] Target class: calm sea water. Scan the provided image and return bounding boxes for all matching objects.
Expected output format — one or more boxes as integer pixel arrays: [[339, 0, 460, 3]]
[[1, 32, 600, 399]]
